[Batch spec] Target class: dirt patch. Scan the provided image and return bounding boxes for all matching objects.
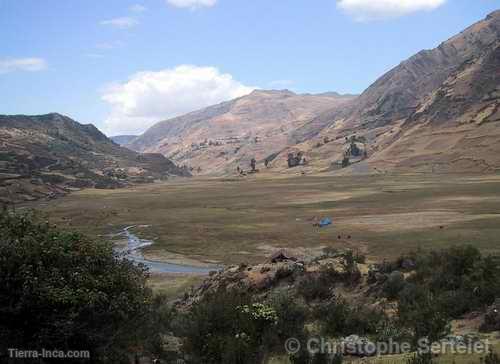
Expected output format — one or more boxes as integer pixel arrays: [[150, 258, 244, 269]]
[[282, 189, 376, 205], [433, 196, 500, 204]]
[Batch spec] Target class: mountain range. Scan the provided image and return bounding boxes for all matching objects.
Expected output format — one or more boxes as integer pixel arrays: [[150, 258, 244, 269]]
[[127, 10, 500, 176], [1, 11, 499, 203]]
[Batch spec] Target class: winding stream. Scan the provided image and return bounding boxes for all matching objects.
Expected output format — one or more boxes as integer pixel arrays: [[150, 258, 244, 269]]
[[116, 226, 216, 274]]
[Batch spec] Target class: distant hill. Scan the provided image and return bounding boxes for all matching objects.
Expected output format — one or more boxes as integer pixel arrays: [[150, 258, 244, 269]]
[[127, 90, 356, 175], [0, 113, 189, 203], [111, 135, 138, 146]]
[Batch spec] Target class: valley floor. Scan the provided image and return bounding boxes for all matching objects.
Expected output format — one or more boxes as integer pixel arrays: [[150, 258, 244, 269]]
[[29, 173, 500, 268]]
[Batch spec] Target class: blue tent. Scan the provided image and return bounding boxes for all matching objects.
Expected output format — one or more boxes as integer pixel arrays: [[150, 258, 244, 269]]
[[319, 217, 332, 227]]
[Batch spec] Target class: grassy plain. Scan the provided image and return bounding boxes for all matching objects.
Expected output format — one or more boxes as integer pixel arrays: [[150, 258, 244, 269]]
[[31, 173, 500, 268]]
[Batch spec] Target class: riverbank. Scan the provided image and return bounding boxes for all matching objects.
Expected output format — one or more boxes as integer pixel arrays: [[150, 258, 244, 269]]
[[113, 225, 218, 274]]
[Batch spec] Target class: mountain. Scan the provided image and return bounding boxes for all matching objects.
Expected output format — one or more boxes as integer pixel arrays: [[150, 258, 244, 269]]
[[0, 113, 189, 203], [111, 135, 138, 146], [271, 10, 500, 174], [127, 12, 500, 176], [127, 90, 356, 175]]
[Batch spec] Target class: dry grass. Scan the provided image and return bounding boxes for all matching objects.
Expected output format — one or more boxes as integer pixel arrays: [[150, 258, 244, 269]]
[[30, 173, 500, 267]]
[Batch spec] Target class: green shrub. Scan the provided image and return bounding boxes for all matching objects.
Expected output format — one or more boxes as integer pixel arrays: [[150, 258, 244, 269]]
[[484, 351, 500, 364], [383, 271, 407, 299], [319, 297, 384, 337], [297, 273, 333, 301], [406, 246, 500, 318], [0, 211, 154, 363], [270, 293, 308, 343], [397, 284, 450, 345], [406, 352, 434, 364], [181, 289, 277, 364]]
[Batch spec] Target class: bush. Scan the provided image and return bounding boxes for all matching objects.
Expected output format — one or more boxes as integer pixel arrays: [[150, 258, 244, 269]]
[[383, 271, 407, 299], [0, 211, 154, 363], [397, 284, 450, 345], [406, 246, 500, 317], [319, 297, 384, 338], [297, 274, 333, 301], [406, 353, 434, 364], [484, 351, 500, 364], [181, 289, 277, 364], [270, 293, 308, 343]]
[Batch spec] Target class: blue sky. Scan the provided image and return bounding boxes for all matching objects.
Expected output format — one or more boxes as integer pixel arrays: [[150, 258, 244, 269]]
[[0, 0, 498, 135]]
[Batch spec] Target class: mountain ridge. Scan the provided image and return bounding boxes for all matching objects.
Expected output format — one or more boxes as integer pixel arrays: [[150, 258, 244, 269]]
[[0, 113, 189, 203], [128, 89, 356, 175], [126, 9, 499, 176]]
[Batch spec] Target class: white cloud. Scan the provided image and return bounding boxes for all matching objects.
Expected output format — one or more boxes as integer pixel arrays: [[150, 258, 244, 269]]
[[166, 0, 217, 9], [0, 58, 47, 74], [130, 4, 147, 12], [337, 0, 446, 21], [100, 17, 139, 29], [101, 65, 256, 135]]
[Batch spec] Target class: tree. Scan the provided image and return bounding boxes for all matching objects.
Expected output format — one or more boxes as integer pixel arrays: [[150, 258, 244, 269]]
[[0, 211, 155, 363], [250, 158, 257, 172], [342, 156, 350, 168], [287, 152, 304, 168]]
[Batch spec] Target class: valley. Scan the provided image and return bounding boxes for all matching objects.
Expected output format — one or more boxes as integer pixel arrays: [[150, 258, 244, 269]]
[[2, 6, 500, 363], [32, 173, 500, 268]]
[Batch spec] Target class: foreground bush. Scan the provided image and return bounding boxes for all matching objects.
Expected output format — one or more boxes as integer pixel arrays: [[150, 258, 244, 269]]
[[0, 211, 154, 363], [382, 246, 500, 344], [319, 297, 384, 338], [180, 290, 274, 364]]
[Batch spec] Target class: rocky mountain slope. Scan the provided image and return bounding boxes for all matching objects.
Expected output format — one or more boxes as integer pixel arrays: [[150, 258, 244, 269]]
[[271, 10, 500, 174], [127, 11, 500, 176], [0, 113, 188, 203], [127, 90, 356, 175]]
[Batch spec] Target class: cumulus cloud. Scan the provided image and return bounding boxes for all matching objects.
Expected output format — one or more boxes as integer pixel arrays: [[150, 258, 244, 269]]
[[100, 17, 139, 29], [130, 4, 147, 12], [0, 58, 47, 74], [337, 0, 446, 21], [101, 65, 255, 135], [166, 0, 217, 9]]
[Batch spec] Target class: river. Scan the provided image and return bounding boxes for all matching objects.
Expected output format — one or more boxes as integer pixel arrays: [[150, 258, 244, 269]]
[[116, 226, 216, 274]]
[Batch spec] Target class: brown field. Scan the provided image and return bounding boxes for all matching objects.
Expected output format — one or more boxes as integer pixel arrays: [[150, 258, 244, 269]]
[[29, 173, 500, 269]]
